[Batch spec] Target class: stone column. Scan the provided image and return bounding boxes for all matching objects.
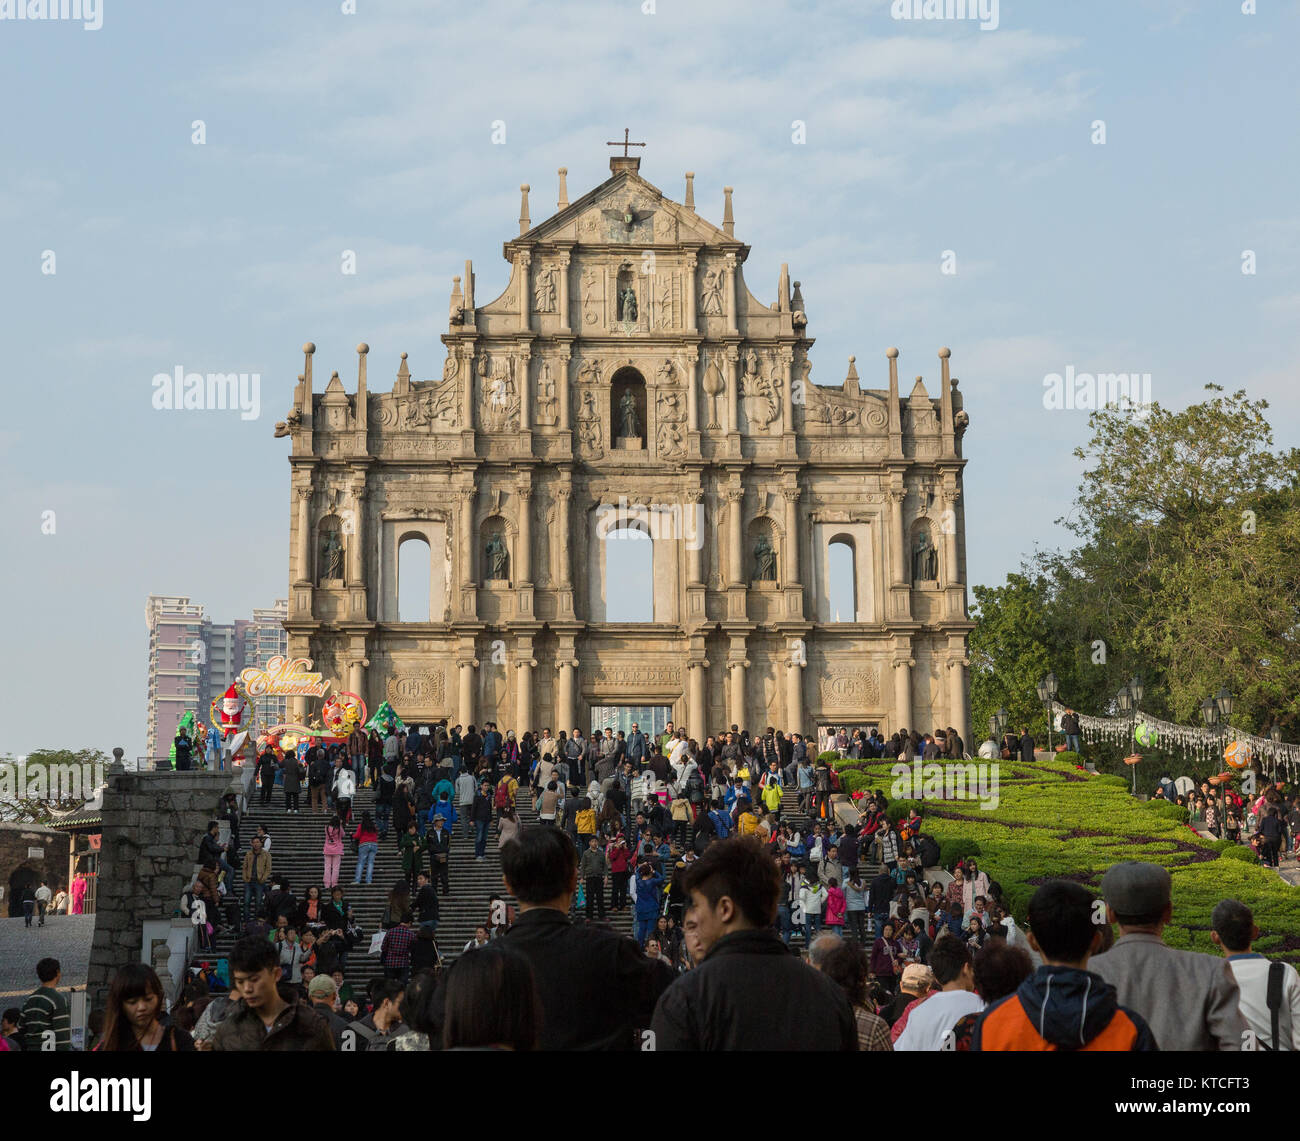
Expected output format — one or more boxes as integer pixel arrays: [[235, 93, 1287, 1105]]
[[780, 347, 794, 432], [729, 659, 749, 730], [556, 486, 572, 588], [556, 655, 577, 735], [942, 488, 961, 585], [518, 250, 532, 334], [517, 654, 536, 734], [558, 349, 572, 432], [517, 483, 532, 583], [948, 656, 970, 750], [724, 252, 738, 336], [786, 660, 805, 734], [459, 486, 476, 584], [894, 658, 914, 733], [348, 658, 368, 702], [725, 347, 740, 434], [465, 353, 477, 432], [458, 658, 478, 727], [889, 489, 906, 585], [295, 483, 313, 582], [517, 350, 531, 431], [687, 488, 704, 584], [557, 251, 571, 334], [727, 486, 744, 585], [783, 486, 800, 584], [685, 253, 698, 334], [346, 481, 366, 584], [688, 660, 708, 738], [686, 347, 699, 432]]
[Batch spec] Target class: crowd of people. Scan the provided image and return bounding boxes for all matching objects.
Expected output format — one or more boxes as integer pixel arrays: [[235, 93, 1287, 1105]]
[[7, 714, 1293, 1054]]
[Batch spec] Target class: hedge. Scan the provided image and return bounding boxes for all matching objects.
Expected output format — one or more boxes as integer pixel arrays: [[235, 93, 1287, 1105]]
[[832, 754, 1298, 958]]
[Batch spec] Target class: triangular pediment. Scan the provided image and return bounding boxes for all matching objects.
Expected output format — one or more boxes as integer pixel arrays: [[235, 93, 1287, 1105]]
[[510, 169, 738, 252]]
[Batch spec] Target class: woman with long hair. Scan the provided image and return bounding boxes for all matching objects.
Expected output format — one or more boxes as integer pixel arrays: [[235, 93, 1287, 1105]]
[[322, 815, 345, 889], [443, 945, 542, 1051], [96, 964, 194, 1052], [383, 881, 411, 930], [367, 729, 384, 788], [497, 805, 520, 849]]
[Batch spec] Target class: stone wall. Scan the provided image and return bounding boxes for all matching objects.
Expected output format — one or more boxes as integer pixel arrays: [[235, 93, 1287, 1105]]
[[85, 763, 238, 1013], [0, 822, 68, 917]]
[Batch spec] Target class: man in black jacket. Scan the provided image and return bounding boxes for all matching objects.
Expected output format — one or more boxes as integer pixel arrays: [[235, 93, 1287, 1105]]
[[428, 827, 672, 1050], [650, 837, 856, 1050], [427, 816, 452, 894], [1018, 727, 1036, 764]]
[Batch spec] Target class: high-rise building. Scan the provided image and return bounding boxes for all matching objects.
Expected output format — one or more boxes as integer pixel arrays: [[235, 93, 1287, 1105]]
[[145, 595, 291, 765], [144, 595, 207, 765]]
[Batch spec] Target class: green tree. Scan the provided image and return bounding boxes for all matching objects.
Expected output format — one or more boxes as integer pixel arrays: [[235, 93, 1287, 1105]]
[[0, 748, 109, 825]]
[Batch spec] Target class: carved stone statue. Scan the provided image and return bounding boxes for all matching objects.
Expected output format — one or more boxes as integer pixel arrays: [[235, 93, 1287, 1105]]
[[753, 534, 777, 581], [485, 532, 509, 581], [912, 529, 938, 582], [618, 389, 641, 438], [533, 266, 556, 313], [618, 285, 638, 323], [700, 267, 724, 316], [321, 529, 344, 580]]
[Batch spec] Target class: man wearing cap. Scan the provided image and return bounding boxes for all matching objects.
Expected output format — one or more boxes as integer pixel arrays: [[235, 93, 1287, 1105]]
[[306, 975, 350, 1046], [1089, 861, 1247, 1050]]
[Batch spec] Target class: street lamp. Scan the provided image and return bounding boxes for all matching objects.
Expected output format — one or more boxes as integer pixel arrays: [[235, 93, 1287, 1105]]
[[1200, 695, 1219, 730], [1038, 673, 1058, 753], [1215, 686, 1234, 722], [1271, 722, 1283, 745], [1117, 685, 1136, 793], [1129, 675, 1144, 708]]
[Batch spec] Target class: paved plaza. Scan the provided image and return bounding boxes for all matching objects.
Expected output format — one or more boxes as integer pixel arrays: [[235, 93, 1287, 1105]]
[[0, 915, 93, 1000]]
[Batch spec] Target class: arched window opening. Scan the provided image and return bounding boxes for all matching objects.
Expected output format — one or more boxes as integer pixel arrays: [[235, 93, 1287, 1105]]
[[397, 535, 431, 622], [827, 537, 856, 622]]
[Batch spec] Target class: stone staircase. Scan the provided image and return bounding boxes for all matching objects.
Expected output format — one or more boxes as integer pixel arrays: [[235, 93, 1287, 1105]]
[[203, 778, 635, 991]]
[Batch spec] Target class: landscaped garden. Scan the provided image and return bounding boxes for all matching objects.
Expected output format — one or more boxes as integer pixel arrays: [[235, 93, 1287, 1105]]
[[837, 752, 1300, 960]]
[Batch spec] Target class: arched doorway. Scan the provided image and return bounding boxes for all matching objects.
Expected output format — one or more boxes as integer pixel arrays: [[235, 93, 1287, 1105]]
[[7, 865, 37, 918]]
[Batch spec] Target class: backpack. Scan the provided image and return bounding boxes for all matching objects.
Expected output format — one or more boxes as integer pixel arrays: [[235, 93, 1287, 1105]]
[[685, 775, 705, 805], [495, 782, 509, 809], [243, 918, 269, 939]]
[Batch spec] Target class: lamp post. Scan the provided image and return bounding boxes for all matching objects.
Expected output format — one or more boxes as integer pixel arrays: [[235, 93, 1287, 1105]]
[[1117, 684, 1136, 793], [1129, 675, 1144, 708], [1037, 672, 1059, 754], [1201, 695, 1218, 731], [1215, 686, 1233, 725]]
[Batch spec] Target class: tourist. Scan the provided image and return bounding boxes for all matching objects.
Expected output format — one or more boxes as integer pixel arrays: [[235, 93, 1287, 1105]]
[[428, 812, 452, 895], [309, 747, 331, 813], [470, 778, 494, 860], [463, 925, 492, 954], [413, 870, 439, 934], [381, 913, 417, 985], [1, 1009, 20, 1051], [1210, 899, 1300, 1050], [332, 756, 356, 824], [282, 750, 304, 814], [649, 836, 856, 1050], [20, 958, 71, 1051], [814, 936, 893, 1051], [352, 811, 379, 885], [974, 880, 1155, 1051], [443, 945, 542, 1052], [1018, 725, 1036, 763], [321, 814, 345, 889], [209, 936, 334, 1050], [349, 980, 407, 1051], [1061, 709, 1081, 754], [96, 963, 195, 1052], [893, 936, 983, 1050], [429, 827, 673, 1049], [1089, 861, 1247, 1050], [241, 837, 272, 923], [258, 746, 277, 805], [306, 976, 350, 1046], [400, 822, 428, 894], [579, 835, 609, 920]]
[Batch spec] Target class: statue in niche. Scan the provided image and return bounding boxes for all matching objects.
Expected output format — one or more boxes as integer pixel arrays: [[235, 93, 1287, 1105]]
[[533, 266, 557, 312], [753, 533, 777, 582], [617, 285, 638, 322], [485, 533, 509, 581], [700, 267, 724, 316], [320, 529, 344, 580], [618, 389, 641, 438], [912, 529, 938, 582]]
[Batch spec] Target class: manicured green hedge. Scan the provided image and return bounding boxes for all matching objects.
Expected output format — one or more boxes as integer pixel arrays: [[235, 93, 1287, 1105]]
[[833, 754, 1297, 958]]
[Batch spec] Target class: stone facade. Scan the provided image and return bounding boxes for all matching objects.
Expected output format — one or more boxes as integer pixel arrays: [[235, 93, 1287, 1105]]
[[85, 763, 234, 1012], [1, 822, 68, 917], [276, 155, 973, 742]]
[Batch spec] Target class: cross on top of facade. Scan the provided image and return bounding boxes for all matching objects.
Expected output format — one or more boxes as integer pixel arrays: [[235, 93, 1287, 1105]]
[[605, 128, 646, 158]]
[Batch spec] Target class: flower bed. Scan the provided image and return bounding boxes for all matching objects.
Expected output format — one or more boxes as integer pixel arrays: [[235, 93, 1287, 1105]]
[[843, 754, 1299, 958]]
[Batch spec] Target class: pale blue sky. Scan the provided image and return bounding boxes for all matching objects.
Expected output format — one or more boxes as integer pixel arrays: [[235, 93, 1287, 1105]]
[[2, 0, 1296, 760]]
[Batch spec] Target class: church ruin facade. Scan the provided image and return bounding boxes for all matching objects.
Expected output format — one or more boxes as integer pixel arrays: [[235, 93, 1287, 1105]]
[[276, 151, 973, 742]]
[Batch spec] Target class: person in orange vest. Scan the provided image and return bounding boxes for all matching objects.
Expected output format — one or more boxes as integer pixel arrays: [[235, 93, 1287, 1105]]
[[972, 880, 1156, 1052]]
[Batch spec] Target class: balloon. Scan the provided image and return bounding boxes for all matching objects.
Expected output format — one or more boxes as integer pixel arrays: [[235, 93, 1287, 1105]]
[[1224, 740, 1251, 770], [1134, 722, 1158, 748]]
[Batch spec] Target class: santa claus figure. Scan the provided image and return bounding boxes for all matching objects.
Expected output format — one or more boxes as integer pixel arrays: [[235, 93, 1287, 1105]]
[[218, 683, 248, 737]]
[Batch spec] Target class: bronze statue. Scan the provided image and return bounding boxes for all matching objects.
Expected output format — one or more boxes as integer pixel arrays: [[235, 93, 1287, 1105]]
[[485, 533, 508, 580], [321, 530, 344, 580], [753, 534, 777, 581], [912, 530, 938, 582]]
